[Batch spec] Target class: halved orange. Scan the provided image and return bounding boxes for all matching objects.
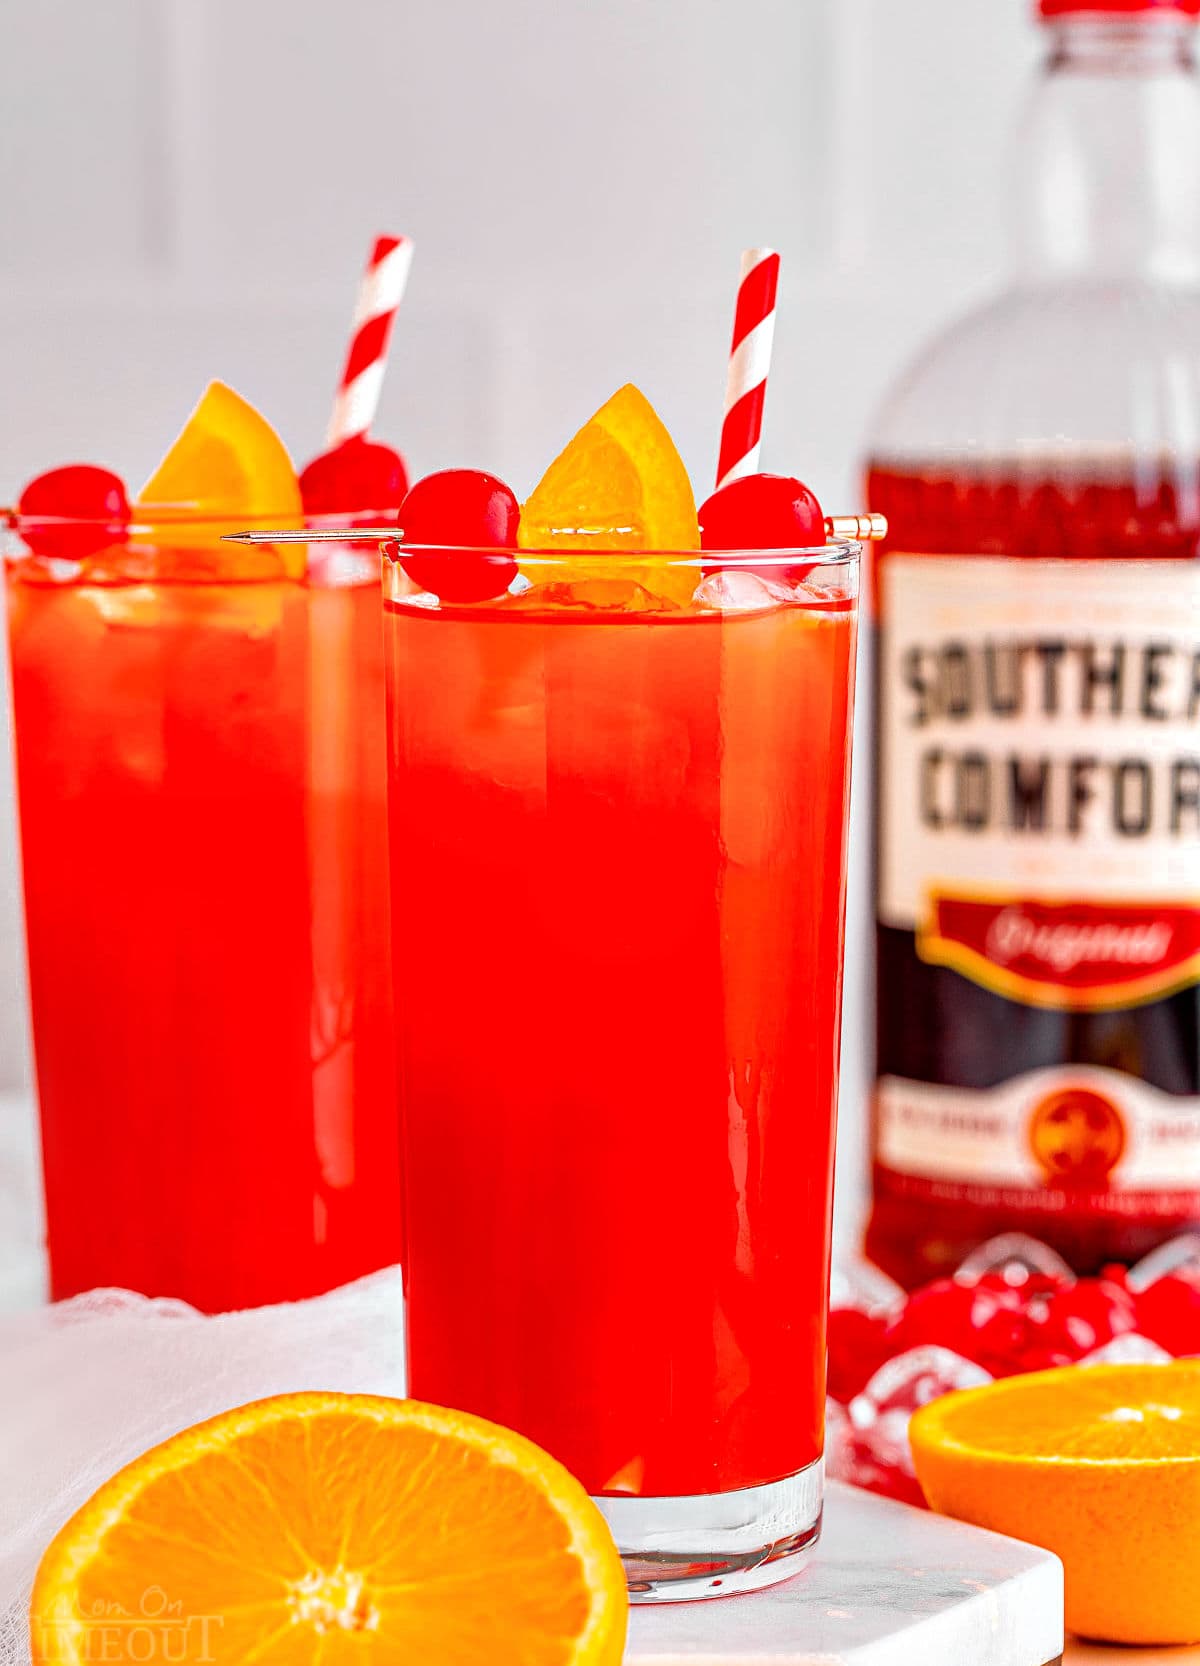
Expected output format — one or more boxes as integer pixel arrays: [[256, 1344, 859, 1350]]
[[910, 1361, 1200, 1644], [136, 381, 304, 579], [31, 1392, 628, 1665], [519, 384, 699, 604]]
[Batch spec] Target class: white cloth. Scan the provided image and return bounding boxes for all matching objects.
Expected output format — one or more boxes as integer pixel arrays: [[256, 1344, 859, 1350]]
[[0, 1270, 406, 1665], [0, 1093, 44, 1314]]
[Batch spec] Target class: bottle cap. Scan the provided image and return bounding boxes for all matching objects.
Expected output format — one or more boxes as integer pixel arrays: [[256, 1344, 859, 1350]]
[[1040, 0, 1200, 17]]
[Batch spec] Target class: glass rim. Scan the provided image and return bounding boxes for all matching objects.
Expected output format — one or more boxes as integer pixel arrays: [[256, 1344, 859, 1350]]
[[6, 507, 327, 532], [3, 508, 384, 591], [384, 538, 862, 567]]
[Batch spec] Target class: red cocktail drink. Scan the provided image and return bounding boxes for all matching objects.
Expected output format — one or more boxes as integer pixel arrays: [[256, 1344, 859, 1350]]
[[385, 541, 858, 1595], [6, 514, 398, 1310]]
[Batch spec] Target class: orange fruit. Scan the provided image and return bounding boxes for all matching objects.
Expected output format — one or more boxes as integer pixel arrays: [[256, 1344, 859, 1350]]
[[519, 384, 699, 604], [31, 1392, 628, 1666], [137, 381, 304, 579], [910, 1361, 1200, 1644]]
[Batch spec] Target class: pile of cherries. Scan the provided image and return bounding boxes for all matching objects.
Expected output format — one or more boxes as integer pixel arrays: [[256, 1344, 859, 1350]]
[[826, 1234, 1200, 1507]]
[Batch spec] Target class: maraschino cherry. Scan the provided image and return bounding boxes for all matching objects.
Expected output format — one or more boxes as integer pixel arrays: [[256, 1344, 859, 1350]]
[[826, 1308, 892, 1402], [396, 470, 520, 602], [698, 473, 825, 551], [1036, 1277, 1137, 1358], [1136, 1273, 1200, 1354], [299, 436, 410, 520], [17, 465, 130, 561], [885, 1277, 1022, 1369]]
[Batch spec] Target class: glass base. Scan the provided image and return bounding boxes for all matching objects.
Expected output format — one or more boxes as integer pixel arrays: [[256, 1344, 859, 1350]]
[[594, 1458, 823, 1602]]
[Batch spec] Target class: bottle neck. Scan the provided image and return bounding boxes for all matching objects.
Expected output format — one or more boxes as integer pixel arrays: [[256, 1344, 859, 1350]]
[[1015, 15, 1200, 285]]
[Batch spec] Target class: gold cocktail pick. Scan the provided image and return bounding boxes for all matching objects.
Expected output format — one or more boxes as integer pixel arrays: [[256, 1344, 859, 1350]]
[[223, 514, 888, 545], [825, 513, 888, 542]]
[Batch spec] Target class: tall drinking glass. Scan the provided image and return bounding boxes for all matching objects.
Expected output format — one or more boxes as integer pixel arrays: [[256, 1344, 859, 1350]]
[[384, 540, 858, 1599], [5, 509, 398, 1311]]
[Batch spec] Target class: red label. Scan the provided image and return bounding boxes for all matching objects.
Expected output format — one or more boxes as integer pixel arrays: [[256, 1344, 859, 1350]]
[[873, 1163, 1200, 1223], [918, 894, 1200, 1010]]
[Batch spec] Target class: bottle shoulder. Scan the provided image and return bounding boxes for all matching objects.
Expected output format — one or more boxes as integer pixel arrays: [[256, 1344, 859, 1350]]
[[869, 280, 1200, 464]]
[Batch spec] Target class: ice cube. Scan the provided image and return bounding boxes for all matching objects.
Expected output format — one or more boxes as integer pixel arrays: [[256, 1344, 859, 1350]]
[[506, 578, 679, 614], [827, 1414, 929, 1506], [852, 1457, 927, 1507], [955, 1232, 1076, 1287], [1079, 1332, 1173, 1366], [1127, 1233, 1200, 1294], [864, 1408, 920, 1477], [830, 1259, 906, 1315], [18, 555, 84, 586], [851, 1345, 992, 1427], [836, 1347, 991, 1507], [692, 569, 795, 612]]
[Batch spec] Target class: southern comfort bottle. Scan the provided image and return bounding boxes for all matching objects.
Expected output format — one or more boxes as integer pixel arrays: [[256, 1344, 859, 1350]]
[[866, 0, 1200, 1283]]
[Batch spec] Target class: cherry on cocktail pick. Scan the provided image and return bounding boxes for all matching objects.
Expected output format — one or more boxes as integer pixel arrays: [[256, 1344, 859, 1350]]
[[16, 465, 131, 560], [698, 473, 825, 552], [396, 469, 520, 602], [299, 436, 410, 519]]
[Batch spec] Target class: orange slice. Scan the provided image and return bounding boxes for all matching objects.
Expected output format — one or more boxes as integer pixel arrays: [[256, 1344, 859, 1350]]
[[31, 1392, 628, 1666], [519, 384, 700, 604], [137, 381, 304, 579], [910, 1361, 1200, 1645]]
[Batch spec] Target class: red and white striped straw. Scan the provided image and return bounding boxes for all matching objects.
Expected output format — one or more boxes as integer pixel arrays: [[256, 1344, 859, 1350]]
[[326, 234, 415, 448], [715, 247, 781, 491]]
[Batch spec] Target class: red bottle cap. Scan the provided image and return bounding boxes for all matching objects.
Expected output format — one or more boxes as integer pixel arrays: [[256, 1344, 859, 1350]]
[[1040, 0, 1200, 17]]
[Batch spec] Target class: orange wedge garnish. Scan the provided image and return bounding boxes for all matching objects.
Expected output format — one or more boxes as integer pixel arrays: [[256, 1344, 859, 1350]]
[[519, 384, 699, 604], [911, 1361, 1200, 1644], [137, 381, 304, 578], [31, 1392, 628, 1665]]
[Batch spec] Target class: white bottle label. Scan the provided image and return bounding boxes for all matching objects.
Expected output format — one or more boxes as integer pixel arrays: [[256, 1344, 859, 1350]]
[[876, 1068, 1200, 1219], [879, 555, 1200, 1010]]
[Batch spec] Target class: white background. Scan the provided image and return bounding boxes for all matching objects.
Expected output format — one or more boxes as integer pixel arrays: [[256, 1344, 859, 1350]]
[[0, 0, 1039, 1273]]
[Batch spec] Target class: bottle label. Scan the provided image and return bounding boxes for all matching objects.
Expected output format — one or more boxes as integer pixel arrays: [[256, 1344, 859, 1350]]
[[879, 555, 1200, 1010], [876, 1068, 1200, 1221]]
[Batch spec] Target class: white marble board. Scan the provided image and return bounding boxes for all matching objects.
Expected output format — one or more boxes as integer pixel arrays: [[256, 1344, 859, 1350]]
[[626, 1481, 1063, 1666]]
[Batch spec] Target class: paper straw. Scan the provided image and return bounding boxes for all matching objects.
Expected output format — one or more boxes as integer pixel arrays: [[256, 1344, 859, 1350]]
[[326, 234, 414, 448], [715, 248, 780, 490]]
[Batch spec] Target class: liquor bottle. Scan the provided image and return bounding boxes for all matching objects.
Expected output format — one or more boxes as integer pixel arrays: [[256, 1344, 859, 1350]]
[[865, 0, 1200, 1285]]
